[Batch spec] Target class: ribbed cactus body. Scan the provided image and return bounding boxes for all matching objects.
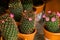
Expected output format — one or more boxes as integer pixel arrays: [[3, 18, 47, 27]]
[[19, 11, 35, 34], [21, 0, 33, 11], [9, 0, 23, 22], [0, 14, 19, 40], [46, 19, 59, 32]]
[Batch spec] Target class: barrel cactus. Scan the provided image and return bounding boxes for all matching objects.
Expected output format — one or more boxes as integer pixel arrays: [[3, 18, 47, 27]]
[[19, 0, 35, 34], [0, 14, 19, 40], [43, 11, 60, 32], [9, 0, 23, 22], [21, 0, 33, 11]]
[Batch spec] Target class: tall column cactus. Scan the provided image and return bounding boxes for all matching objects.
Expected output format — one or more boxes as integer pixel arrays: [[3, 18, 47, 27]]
[[9, 0, 23, 22], [0, 14, 19, 40], [19, 0, 35, 34]]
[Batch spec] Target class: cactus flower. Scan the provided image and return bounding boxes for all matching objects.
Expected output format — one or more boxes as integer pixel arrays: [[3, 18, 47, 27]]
[[48, 10, 51, 13], [2, 20, 5, 23], [10, 13, 14, 18], [29, 18, 32, 21], [42, 14, 46, 18], [51, 17, 56, 22], [45, 17, 49, 21], [57, 12, 60, 17]]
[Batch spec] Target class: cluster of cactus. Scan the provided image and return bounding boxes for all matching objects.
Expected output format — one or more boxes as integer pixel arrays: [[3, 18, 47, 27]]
[[43, 11, 60, 32], [9, 0, 23, 22], [19, 0, 35, 34], [0, 14, 19, 40]]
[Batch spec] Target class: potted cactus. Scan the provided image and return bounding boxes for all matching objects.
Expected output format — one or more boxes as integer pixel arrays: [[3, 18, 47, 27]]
[[18, 0, 37, 40], [0, 13, 19, 40], [33, 0, 45, 22], [43, 11, 60, 40], [9, 0, 23, 26]]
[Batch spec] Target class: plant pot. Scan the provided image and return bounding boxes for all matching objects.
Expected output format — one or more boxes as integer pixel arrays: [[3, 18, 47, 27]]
[[18, 29, 37, 40], [0, 37, 2, 40], [16, 22, 20, 26], [44, 26, 60, 40], [33, 4, 45, 14], [33, 4, 45, 22]]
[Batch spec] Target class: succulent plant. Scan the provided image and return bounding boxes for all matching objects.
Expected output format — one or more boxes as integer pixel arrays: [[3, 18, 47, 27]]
[[0, 14, 19, 40], [9, 0, 23, 22], [43, 11, 60, 32], [21, 0, 33, 11], [19, 0, 35, 34]]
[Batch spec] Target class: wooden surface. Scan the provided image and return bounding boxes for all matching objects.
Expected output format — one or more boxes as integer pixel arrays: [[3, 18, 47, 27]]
[[45, 0, 60, 12]]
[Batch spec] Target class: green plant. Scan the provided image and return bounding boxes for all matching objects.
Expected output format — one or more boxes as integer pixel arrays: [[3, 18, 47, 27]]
[[19, 0, 35, 34], [9, 0, 23, 22], [43, 11, 60, 32], [0, 14, 19, 40], [21, 0, 33, 11]]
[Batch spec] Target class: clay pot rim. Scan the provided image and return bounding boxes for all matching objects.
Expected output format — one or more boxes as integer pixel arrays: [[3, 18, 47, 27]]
[[18, 28, 37, 36], [44, 25, 60, 35], [33, 4, 45, 8]]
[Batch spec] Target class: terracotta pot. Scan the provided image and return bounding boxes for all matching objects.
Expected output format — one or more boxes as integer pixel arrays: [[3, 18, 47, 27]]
[[34, 4, 45, 14], [44, 26, 60, 40], [0, 37, 2, 40], [18, 29, 37, 40], [16, 22, 20, 26]]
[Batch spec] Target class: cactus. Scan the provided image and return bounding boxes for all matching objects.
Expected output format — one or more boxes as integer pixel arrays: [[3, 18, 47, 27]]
[[43, 11, 60, 32], [19, 0, 35, 34], [0, 14, 19, 40], [21, 0, 33, 11], [46, 19, 59, 32], [9, 0, 23, 22]]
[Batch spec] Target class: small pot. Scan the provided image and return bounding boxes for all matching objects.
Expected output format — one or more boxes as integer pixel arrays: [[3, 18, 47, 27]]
[[16, 22, 20, 26], [44, 26, 60, 40], [33, 4, 45, 14], [0, 37, 2, 40], [18, 29, 37, 40]]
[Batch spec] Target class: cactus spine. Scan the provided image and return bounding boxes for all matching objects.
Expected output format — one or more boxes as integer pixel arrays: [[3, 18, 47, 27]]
[[9, 0, 23, 22], [0, 14, 19, 40]]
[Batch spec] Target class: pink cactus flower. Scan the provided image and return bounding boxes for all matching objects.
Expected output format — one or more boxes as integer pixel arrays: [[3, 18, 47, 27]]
[[29, 18, 32, 21], [2, 20, 5, 23], [10, 13, 14, 18], [24, 10, 27, 12], [51, 17, 56, 22], [57, 12, 60, 17], [42, 14, 46, 18], [45, 17, 49, 21], [48, 10, 51, 13]]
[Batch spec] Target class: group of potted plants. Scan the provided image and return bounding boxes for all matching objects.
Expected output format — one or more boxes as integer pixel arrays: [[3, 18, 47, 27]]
[[0, 0, 60, 40], [9, 0, 37, 40], [43, 11, 60, 40]]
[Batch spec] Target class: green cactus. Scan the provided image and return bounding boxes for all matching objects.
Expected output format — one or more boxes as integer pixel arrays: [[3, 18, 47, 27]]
[[19, 0, 35, 34], [19, 11, 35, 34], [46, 19, 59, 32], [21, 0, 33, 11], [9, 0, 23, 22], [44, 12, 59, 32], [0, 14, 19, 40]]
